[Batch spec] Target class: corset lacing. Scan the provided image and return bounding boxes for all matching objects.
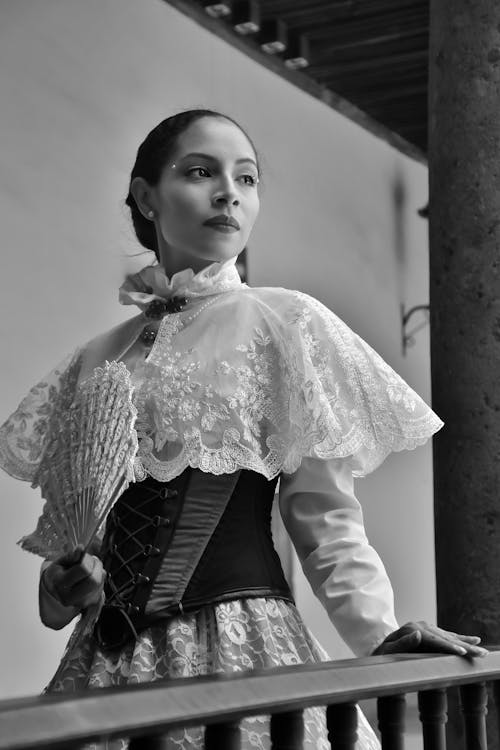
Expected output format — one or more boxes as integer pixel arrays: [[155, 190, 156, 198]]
[[95, 480, 179, 650]]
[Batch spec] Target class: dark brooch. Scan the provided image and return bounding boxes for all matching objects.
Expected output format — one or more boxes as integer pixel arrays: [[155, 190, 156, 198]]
[[145, 296, 188, 319]]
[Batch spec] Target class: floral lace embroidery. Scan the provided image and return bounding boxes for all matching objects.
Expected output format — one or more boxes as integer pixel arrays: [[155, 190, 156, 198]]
[[129, 288, 442, 481], [0, 352, 81, 482], [46, 597, 380, 750], [217, 327, 282, 449], [0, 287, 443, 486]]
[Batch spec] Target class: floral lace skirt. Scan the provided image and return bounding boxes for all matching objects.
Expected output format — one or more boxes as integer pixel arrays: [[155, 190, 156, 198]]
[[46, 597, 380, 750]]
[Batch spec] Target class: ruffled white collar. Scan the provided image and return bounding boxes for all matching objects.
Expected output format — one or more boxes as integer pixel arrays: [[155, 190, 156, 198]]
[[119, 257, 242, 312]]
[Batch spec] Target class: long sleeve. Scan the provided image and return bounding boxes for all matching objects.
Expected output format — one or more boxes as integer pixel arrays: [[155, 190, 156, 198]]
[[279, 456, 399, 657]]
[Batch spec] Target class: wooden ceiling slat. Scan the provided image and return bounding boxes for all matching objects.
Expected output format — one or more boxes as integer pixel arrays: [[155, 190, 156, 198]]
[[355, 84, 428, 107], [329, 64, 427, 89], [277, 10, 427, 43], [309, 28, 428, 58], [398, 126, 428, 137], [261, 5, 369, 30], [310, 33, 428, 67], [319, 77, 427, 104], [318, 62, 427, 83], [307, 10, 428, 47], [371, 101, 427, 116], [262, 0, 426, 22], [341, 78, 428, 103], [309, 48, 427, 77], [369, 107, 428, 126], [342, 90, 428, 110], [260, 0, 356, 22], [342, 75, 427, 101]]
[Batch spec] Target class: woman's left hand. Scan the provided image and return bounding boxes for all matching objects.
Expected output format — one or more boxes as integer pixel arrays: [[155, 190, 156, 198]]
[[373, 621, 488, 657]]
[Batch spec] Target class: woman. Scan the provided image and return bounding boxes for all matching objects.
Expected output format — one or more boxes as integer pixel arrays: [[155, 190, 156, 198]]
[[0, 109, 485, 749]]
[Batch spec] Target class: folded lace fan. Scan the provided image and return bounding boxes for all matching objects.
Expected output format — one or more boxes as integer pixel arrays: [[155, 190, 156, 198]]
[[19, 361, 138, 560]]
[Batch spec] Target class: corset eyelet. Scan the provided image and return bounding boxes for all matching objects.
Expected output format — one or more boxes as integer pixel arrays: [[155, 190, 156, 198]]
[[152, 514, 170, 527], [160, 487, 178, 500], [134, 573, 151, 585], [143, 544, 161, 557]]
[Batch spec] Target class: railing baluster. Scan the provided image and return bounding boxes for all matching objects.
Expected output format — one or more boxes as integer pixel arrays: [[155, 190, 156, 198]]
[[377, 694, 406, 750], [270, 710, 304, 749], [205, 721, 241, 749], [493, 680, 500, 740], [459, 682, 488, 750], [418, 689, 447, 750], [326, 702, 358, 749]]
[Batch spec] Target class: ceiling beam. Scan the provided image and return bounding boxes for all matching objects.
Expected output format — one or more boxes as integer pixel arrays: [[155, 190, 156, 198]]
[[161, 0, 427, 163]]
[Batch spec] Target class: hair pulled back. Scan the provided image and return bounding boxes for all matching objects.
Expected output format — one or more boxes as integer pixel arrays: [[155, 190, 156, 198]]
[[125, 109, 258, 260]]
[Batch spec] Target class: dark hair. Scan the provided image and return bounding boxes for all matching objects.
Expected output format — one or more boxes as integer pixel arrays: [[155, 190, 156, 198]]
[[125, 109, 259, 259]]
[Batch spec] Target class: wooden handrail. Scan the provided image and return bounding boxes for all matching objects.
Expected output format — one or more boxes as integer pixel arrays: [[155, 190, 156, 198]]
[[1, 650, 500, 749]]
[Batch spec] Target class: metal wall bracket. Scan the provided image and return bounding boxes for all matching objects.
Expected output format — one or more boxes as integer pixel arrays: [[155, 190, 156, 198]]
[[401, 303, 430, 355]]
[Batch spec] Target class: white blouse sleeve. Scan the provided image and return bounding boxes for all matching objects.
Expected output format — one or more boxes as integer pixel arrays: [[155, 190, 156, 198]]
[[279, 455, 399, 657]]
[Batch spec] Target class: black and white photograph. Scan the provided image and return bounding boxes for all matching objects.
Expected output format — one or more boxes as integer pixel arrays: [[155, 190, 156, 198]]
[[0, 2, 498, 749]]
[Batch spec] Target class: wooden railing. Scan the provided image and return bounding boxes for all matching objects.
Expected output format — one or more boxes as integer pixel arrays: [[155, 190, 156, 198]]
[[2, 650, 500, 749]]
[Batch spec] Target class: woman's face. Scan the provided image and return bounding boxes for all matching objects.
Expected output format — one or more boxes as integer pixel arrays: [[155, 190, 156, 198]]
[[146, 117, 260, 273]]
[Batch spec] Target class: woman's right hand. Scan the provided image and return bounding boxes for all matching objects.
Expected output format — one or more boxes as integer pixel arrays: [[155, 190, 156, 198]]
[[42, 544, 106, 611]]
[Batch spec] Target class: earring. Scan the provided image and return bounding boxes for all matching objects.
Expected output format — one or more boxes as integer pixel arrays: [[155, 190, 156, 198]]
[[147, 210, 154, 219]]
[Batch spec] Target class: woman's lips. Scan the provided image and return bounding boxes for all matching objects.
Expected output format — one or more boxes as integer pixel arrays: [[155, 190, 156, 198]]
[[203, 214, 240, 230], [204, 224, 239, 233]]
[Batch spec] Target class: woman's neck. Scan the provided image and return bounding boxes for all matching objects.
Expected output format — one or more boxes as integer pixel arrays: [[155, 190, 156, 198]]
[[157, 247, 220, 278]]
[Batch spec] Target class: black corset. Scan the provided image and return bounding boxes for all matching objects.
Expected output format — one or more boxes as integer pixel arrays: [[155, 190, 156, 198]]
[[95, 471, 190, 649], [94, 469, 293, 651]]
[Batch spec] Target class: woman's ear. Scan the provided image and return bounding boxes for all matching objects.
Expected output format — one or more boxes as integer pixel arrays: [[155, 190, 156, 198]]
[[130, 177, 156, 220]]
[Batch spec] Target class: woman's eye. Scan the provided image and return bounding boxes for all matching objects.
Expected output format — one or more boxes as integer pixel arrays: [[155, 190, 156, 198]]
[[239, 174, 259, 186], [187, 167, 211, 178]]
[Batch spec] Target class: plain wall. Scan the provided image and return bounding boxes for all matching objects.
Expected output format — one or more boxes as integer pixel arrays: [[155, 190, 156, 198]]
[[0, 0, 434, 696]]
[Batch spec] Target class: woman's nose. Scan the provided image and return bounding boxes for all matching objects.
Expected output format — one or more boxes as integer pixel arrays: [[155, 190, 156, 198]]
[[212, 193, 240, 207], [212, 180, 240, 207]]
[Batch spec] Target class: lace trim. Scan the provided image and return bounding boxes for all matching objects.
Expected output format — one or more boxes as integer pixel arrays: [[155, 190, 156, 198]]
[[0, 352, 81, 482], [0, 287, 443, 489], [130, 289, 442, 481]]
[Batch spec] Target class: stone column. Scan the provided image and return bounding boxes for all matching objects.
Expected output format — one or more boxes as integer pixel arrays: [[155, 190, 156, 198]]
[[428, 0, 500, 745]]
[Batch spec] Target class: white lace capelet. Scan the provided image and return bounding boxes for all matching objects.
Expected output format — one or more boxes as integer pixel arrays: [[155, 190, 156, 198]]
[[0, 264, 443, 485]]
